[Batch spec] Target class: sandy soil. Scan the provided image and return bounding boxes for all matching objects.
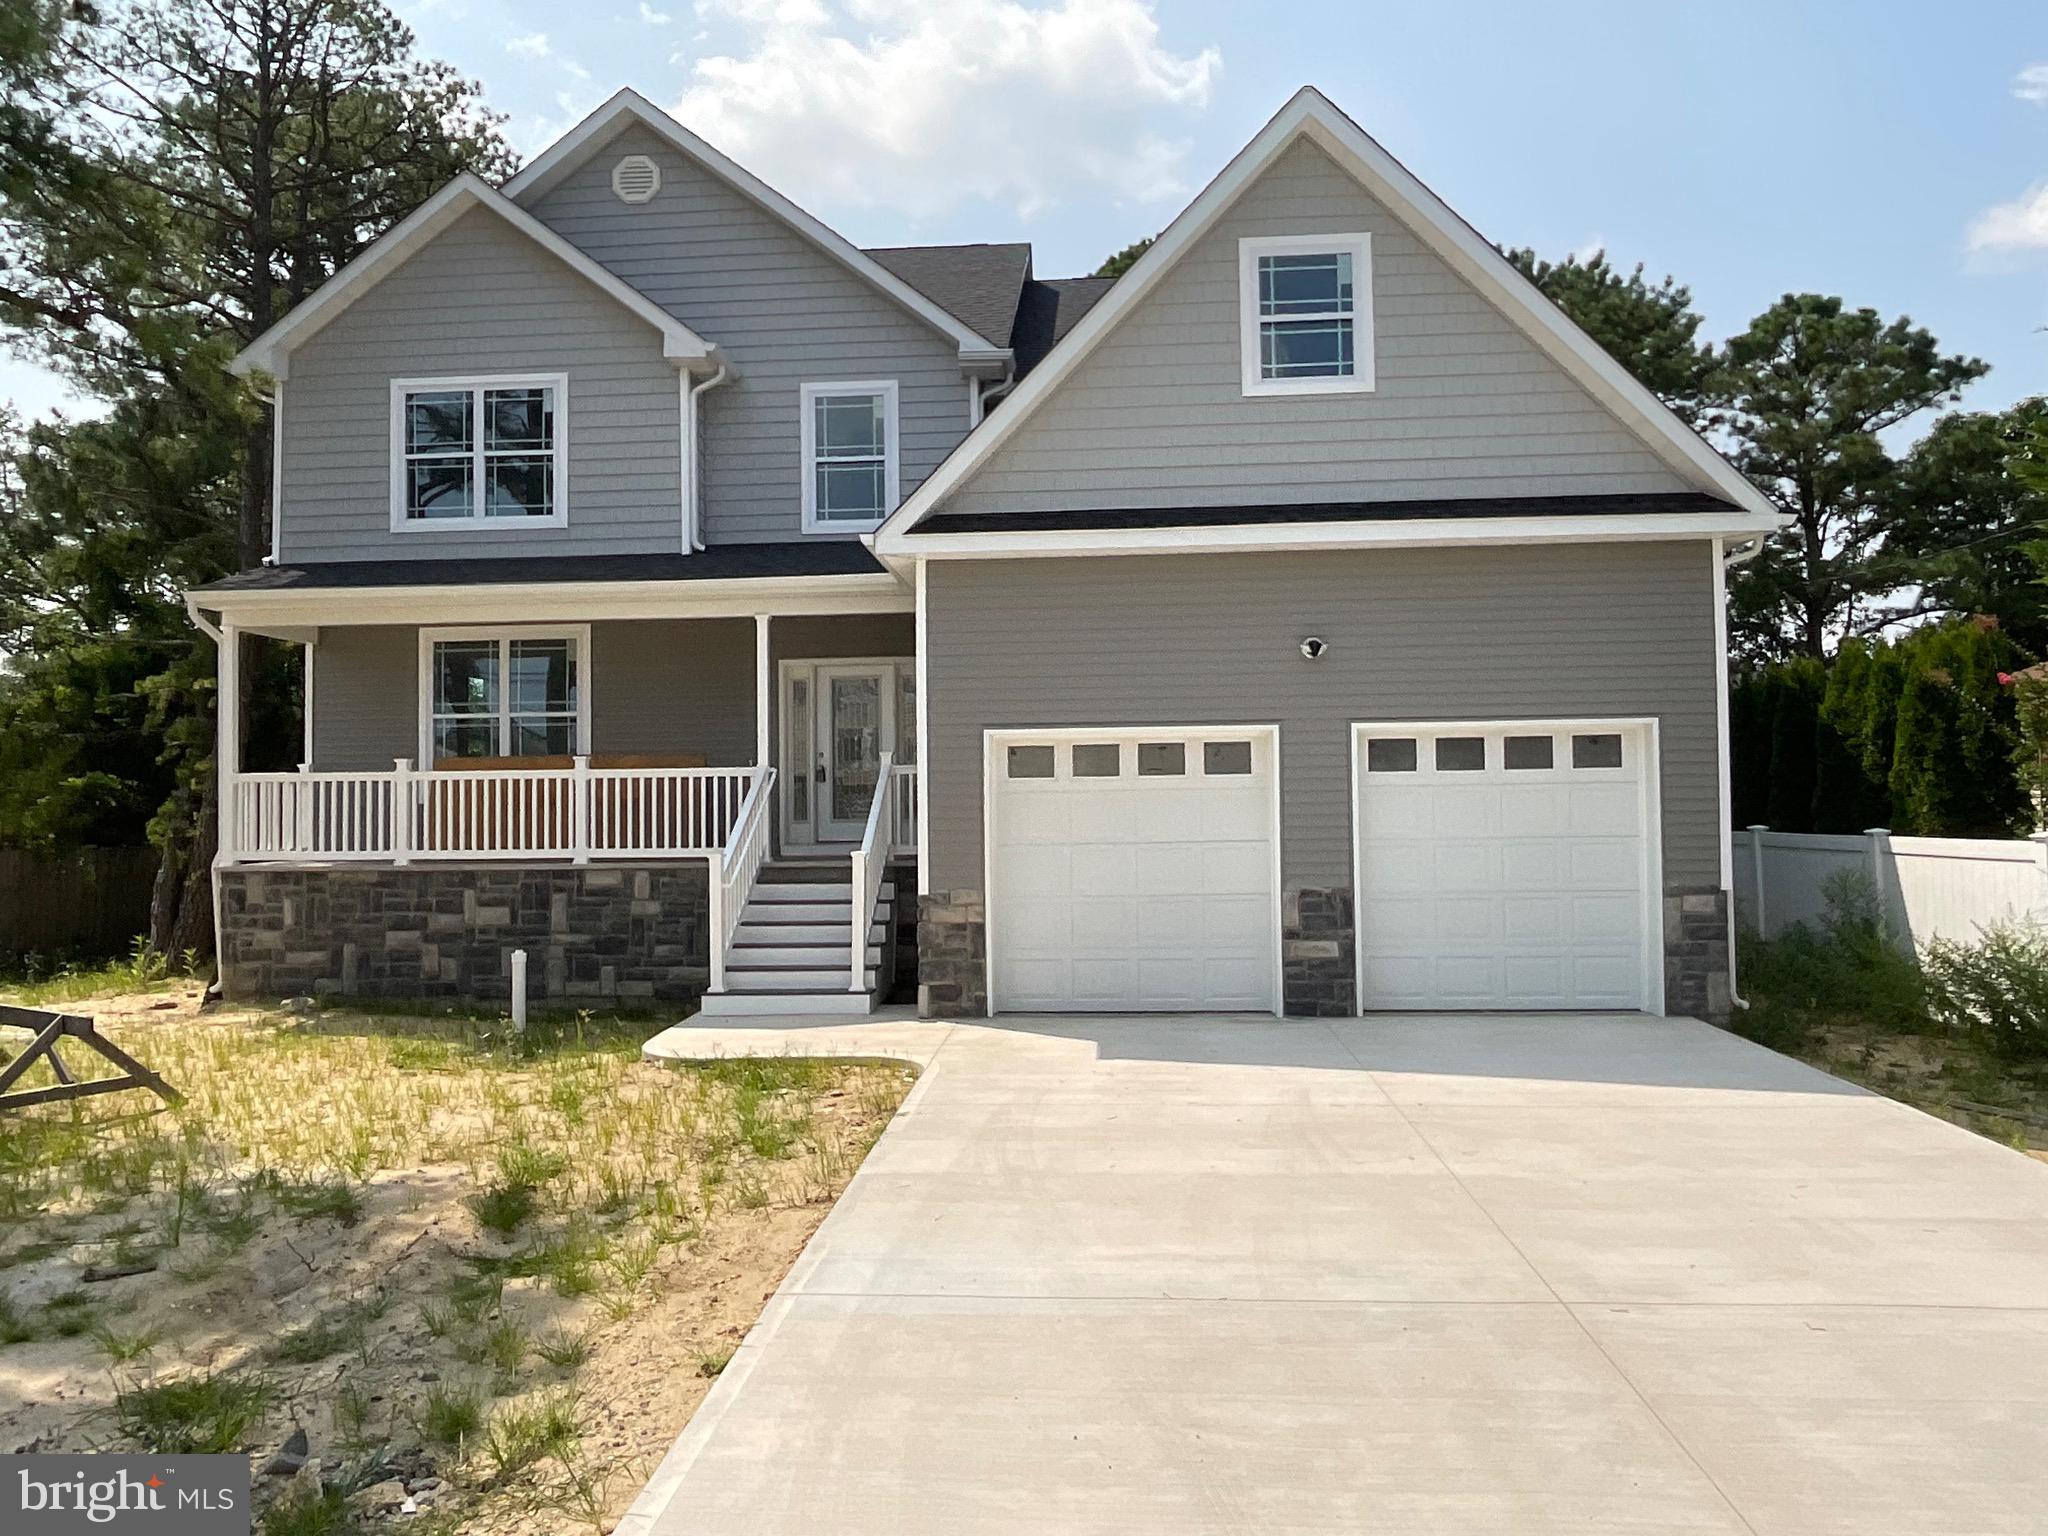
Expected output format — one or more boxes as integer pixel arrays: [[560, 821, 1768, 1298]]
[[0, 987, 911, 1532]]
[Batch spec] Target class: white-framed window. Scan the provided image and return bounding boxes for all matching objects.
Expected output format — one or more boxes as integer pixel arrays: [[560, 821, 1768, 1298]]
[[390, 374, 568, 530], [417, 625, 591, 765], [800, 380, 899, 533], [1238, 233, 1375, 397]]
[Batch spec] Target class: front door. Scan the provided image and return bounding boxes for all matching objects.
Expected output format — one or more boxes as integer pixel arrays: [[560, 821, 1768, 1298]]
[[816, 665, 887, 840], [780, 658, 913, 846]]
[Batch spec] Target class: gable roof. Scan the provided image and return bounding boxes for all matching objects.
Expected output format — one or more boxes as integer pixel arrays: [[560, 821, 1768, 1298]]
[[503, 90, 1009, 368], [874, 87, 1782, 551], [865, 243, 1032, 350], [231, 174, 714, 380], [1011, 275, 1117, 376]]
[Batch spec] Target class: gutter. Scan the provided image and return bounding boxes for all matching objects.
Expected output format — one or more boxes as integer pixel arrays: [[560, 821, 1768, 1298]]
[[1720, 535, 1767, 1012], [683, 362, 732, 553]]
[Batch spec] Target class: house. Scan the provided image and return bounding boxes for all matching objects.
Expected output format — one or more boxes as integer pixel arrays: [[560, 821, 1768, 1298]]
[[186, 86, 1783, 1023]]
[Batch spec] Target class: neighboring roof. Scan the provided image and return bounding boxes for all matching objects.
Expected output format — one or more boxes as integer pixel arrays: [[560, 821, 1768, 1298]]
[[874, 86, 1783, 553], [1011, 276, 1117, 376], [910, 491, 1736, 536], [231, 175, 715, 380], [502, 90, 1007, 366], [192, 542, 883, 595], [865, 243, 1032, 350]]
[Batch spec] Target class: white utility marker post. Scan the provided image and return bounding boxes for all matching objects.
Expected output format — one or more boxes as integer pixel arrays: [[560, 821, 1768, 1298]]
[[1746, 824, 1769, 938], [510, 949, 528, 1033]]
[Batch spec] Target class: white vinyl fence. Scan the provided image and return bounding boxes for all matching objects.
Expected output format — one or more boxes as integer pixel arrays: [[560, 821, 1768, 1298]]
[[1734, 826, 2048, 951]]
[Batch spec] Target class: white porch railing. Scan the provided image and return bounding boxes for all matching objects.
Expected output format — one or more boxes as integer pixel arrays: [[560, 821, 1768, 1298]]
[[225, 761, 759, 864], [849, 754, 911, 991], [890, 760, 918, 857], [708, 768, 776, 994]]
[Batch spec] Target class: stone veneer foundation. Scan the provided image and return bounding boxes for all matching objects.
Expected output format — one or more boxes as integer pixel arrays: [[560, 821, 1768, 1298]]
[[217, 864, 709, 1005], [1283, 885, 1356, 1018], [917, 888, 986, 1018], [1662, 885, 1732, 1024]]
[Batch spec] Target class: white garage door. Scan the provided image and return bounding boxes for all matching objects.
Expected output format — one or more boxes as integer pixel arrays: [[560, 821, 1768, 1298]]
[[989, 730, 1279, 1013], [1354, 722, 1656, 1011]]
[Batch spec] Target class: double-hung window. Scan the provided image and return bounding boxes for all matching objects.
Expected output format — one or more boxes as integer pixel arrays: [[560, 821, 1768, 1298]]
[[421, 627, 588, 765], [800, 380, 899, 533], [1238, 234, 1374, 396], [392, 374, 566, 528]]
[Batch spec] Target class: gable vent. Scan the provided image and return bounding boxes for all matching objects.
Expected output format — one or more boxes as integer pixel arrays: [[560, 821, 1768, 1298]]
[[611, 154, 661, 205]]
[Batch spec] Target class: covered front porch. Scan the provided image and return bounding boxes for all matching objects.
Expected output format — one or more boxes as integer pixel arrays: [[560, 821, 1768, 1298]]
[[189, 556, 921, 1004]]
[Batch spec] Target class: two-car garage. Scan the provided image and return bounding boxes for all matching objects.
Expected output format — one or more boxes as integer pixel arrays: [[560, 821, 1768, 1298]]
[[984, 719, 1658, 1016]]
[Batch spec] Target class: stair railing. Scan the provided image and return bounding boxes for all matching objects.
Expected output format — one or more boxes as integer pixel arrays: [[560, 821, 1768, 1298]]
[[849, 751, 897, 993], [709, 767, 777, 995]]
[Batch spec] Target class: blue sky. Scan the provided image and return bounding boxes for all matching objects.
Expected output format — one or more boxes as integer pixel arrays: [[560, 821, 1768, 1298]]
[[6, 0, 2046, 428]]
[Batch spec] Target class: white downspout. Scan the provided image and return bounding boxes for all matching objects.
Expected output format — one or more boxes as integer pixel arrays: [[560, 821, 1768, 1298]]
[[683, 362, 730, 553], [1719, 535, 1766, 1012], [183, 596, 230, 996], [972, 367, 1017, 427]]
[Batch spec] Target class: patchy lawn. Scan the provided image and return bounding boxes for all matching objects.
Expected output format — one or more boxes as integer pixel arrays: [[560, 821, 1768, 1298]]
[[0, 985, 913, 1534], [1741, 1008, 2048, 1163]]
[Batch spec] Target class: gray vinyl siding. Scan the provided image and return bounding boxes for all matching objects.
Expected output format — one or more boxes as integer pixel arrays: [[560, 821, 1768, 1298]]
[[593, 621, 755, 767], [280, 206, 682, 562], [312, 628, 417, 771], [924, 543, 1721, 893], [943, 138, 1689, 515], [525, 123, 971, 544], [308, 615, 910, 772]]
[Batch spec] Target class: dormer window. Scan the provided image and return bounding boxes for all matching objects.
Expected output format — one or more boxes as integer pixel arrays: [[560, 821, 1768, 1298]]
[[1238, 233, 1375, 397], [800, 380, 899, 534], [391, 374, 567, 529]]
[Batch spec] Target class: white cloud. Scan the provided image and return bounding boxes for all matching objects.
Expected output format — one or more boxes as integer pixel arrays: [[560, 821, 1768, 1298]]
[[1967, 181, 2048, 257], [670, 0, 1219, 220], [506, 32, 551, 58], [563, 59, 592, 81], [2015, 63, 2048, 106], [640, 1, 674, 20]]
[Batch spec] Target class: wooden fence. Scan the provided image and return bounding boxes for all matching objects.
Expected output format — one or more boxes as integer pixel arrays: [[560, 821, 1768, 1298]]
[[0, 847, 158, 962], [1733, 827, 2048, 951]]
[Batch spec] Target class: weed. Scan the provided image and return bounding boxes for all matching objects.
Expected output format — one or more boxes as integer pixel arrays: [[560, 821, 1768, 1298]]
[[0, 1294, 36, 1345], [271, 1313, 355, 1365], [694, 1347, 734, 1378], [456, 1319, 528, 1373], [259, 1482, 351, 1536], [419, 1385, 483, 1447], [43, 1289, 98, 1338], [115, 1370, 274, 1454], [532, 1326, 592, 1370], [274, 1179, 363, 1226], [90, 1321, 163, 1364], [470, 1182, 538, 1237], [481, 1390, 579, 1482]]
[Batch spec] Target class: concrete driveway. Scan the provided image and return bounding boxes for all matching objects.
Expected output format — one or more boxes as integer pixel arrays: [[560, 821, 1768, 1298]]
[[629, 1013, 2048, 1535]]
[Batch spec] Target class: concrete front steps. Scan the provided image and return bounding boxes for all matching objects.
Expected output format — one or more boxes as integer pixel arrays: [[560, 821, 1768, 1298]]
[[694, 859, 892, 1019]]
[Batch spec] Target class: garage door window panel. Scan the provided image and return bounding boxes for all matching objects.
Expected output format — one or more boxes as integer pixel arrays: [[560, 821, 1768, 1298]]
[[1072, 743, 1122, 777], [1435, 736, 1487, 772], [1504, 735, 1555, 770], [1366, 737, 1418, 772], [1137, 742, 1186, 776]]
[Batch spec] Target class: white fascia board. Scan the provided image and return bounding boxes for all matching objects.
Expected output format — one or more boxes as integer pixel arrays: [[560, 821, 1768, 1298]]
[[232, 174, 717, 379], [189, 573, 911, 635], [875, 86, 1784, 555], [891, 509, 1784, 563], [502, 90, 1003, 364]]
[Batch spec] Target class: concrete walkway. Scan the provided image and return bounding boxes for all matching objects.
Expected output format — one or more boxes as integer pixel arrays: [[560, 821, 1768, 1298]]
[[628, 1011, 2048, 1535]]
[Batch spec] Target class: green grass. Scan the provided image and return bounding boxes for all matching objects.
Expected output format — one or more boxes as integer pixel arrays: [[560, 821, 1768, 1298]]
[[469, 1181, 539, 1237], [0, 941, 191, 1006], [115, 1369, 273, 1453], [419, 1384, 484, 1446], [455, 1318, 528, 1373], [694, 1347, 734, 1379], [90, 1321, 163, 1364], [0, 1294, 37, 1345], [481, 1390, 579, 1482], [532, 1326, 592, 1370], [258, 1483, 352, 1536]]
